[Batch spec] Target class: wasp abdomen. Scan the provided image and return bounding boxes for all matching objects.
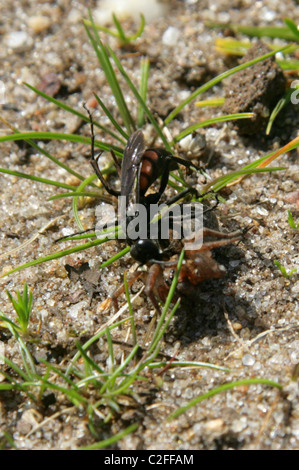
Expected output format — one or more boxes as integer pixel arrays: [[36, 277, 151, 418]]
[[139, 150, 160, 195]]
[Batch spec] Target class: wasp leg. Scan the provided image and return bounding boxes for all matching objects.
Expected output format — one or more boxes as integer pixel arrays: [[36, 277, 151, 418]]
[[170, 155, 208, 184], [201, 191, 220, 213], [90, 152, 121, 197], [165, 186, 199, 206], [159, 156, 201, 203]]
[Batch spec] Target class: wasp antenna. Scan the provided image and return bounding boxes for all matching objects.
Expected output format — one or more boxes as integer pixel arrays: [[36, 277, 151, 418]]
[[110, 148, 122, 170], [83, 102, 93, 123], [54, 227, 94, 243], [95, 150, 104, 164]]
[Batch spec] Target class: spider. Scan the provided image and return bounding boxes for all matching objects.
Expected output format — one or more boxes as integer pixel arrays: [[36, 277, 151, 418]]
[[108, 205, 242, 313]]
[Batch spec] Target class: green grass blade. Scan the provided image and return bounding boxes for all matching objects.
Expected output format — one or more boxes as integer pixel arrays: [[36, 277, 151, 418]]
[[48, 191, 111, 200], [55, 232, 96, 241], [206, 21, 299, 42], [266, 88, 294, 135], [75, 341, 106, 377], [0, 432, 19, 450], [137, 58, 150, 128], [99, 343, 140, 394], [105, 327, 115, 376], [104, 369, 144, 398], [112, 13, 127, 43], [18, 339, 37, 379], [152, 299, 181, 359], [124, 271, 137, 346], [24, 83, 87, 121], [71, 173, 100, 231], [84, 13, 145, 44], [99, 246, 130, 269], [48, 171, 113, 202], [127, 13, 145, 41], [106, 45, 172, 152], [284, 18, 299, 41], [1, 237, 113, 278], [204, 167, 285, 193], [196, 97, 225, 107], [5, 290, 21, 315], [83, 19, 120, 39], [147, 250, 185, 356], [65, 317, 131, 376], [148, 360, 231, 373], [38, 359, 84, 393], [214, 38, 251, 56], [84, 15, 135, 134], [274, 260, 297, 278], [0, 353, 32, 382], [0, 115, 90, 184], [172, 113, 254, 144], [25, 83, 124, 144], [0, 313, 21, 332], [168, 378, 283, 420], [36, 375, 87, 407], [288, 210, 299, 229], [0, 131, 122, 155], [0, 167, 77, 190], [93, 93, 128, 141], [277, 59, 299, 70], [79, 422, 138, 450]]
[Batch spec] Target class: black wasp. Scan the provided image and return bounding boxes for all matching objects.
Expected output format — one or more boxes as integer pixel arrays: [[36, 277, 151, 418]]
[[87, 109, 201, 265]]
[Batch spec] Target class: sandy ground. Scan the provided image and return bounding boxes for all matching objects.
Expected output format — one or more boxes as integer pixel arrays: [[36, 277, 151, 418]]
[[0, 0, 298, 450]]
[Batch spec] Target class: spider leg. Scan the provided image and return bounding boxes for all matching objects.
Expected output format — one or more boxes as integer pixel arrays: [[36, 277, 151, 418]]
[[144, 263, 164, 314], [110, 270, 143, 311], [185, 228, 242, 255], [202, 227, 242, 241]]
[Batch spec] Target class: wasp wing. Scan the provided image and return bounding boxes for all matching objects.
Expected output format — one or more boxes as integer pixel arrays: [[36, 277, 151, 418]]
[[120, 130, 145, 202]]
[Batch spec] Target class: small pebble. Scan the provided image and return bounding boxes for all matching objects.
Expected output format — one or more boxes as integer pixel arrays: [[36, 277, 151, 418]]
[[5, 31, 32, 52], [162, 26, 180, 46], [94, 0, 165, 24], [232, 416, 247, 433], [67, 8, 82, 24], [37, 72, 61, 97], [232, 322, 242, 331], [68, 301, 88, 319], [256, 206, 269, 216], [178, 132, 206, 156], [16, 409, 43, 435], [242, 353, 255, 366], [205, 418, 225, 432], [27, 15, 51, 33]]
